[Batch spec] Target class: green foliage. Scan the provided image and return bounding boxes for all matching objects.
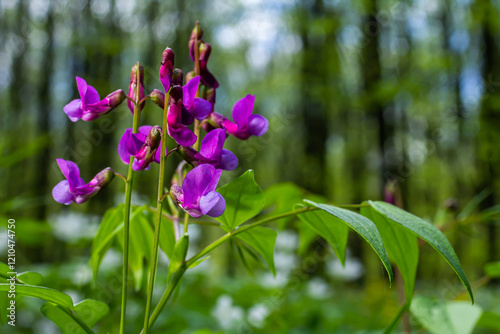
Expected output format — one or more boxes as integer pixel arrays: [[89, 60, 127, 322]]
[[361, 205, 418, 303], [298, 208, 349, 265], [410, 296, 482, 334], [368, 201, 473, 302], [216, 170, 264, 231], [304, 200, 394, 285], [484, 261, 500, 278], [236, 227, 277, 275], [0, 284, 74, 310], [17, 272, 44, 285], [168, 234, 189, 281]]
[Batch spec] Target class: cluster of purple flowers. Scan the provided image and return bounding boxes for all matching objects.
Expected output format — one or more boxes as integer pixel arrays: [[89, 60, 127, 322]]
[[53, 23, 268, 218]]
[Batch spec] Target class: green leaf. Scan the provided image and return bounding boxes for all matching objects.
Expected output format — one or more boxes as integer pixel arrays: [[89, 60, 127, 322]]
[[128, 205, 154, 291], [0, 284, 73, 310], [74, 299, 110, 328], [17, 272, 44, 285], [236, 227, 277, 275], [476, 311, 500, 332], [0, 262, 12, 280], [168, 234, 189, 280], [410, 296, 482, 334], [216, 170, 264, 231], [159, 215, 176, 259], [484, 261, 500, 278], [368, 201, 473, 302], [361, 205, 418, 302], [298, 209, 349, 265], [41, 303, 88, 334], [304, 200, 393, 285], [90, 204, 124, 280]]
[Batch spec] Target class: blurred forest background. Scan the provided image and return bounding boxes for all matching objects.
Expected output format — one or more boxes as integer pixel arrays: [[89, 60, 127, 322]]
[[1, 0, 500, 333]]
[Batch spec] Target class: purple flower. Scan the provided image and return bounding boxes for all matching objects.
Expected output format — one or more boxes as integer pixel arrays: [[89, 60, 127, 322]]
[[64, 77, 125, 122], [170, 164, 225, 218], [208, 95, 268, 140], [198, 42, 219, 89], [167, 85, 197, 146], [159, 47, 175, 92], [52, 159, 115, 205], [118, 125, 165, 171], [127, 62, 145, 114], [178, 128, 238, 171]]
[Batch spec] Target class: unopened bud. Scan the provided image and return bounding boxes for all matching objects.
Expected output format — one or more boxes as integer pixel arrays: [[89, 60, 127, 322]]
[[177, 146, 198, 166], [106, 89, 126, 107], [94, 167, 115, 187], [150, 89, 165, 109], [207, 112, 227, 129], [169, 85, 183, 105], [127, 62, 145, 114], [172, 68, 184, 86], [159, 47, 175, 92], [170, 184, 183, 205], [135, 126, 162, 170], [189, 21, 203, 61]]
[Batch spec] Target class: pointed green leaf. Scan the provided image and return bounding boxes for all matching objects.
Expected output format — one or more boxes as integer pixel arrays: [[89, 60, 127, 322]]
[[0, 284, 73, 310], [476, 311, 500, 332], [128, 205, 154, 291], [236, 227, 277, 275], [74, 299, 110, 328], [216, 170, 264, 231], [298, 209, 349, 265], [17, 272, 44, 285], [168, 234, 189, 281], [159, 215, 176, 259], [41, 303, 87, 334], [304, 200, 393, 285], [369, 201, 473, 302], [361, 205, 418, 302], [90, 204, 124, 280]]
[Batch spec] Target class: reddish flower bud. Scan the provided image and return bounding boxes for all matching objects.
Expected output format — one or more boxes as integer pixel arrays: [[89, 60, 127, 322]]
[[172, 68, 184, 86], [160, 47, 175, 92], [150, 89, 165, 109], [127, 62, 145, 114], [189, 22, 203, 62]]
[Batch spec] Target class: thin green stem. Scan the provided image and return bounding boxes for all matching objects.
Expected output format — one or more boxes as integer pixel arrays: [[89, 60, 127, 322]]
[[143, 90, 170, 334], [114, 173, 127, 183], [183, 212, 189, 234], [119, 75, 142, 334]]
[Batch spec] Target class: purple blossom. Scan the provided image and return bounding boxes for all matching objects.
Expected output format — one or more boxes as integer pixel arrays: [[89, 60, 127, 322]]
[[118, 125, 165, 171], [127, 62, 145, 114], [198, 42, 219, 89], [170, 164, 225, 218], [64, 77, 125, 122], [208, 95, 268, 140], [178, 128, 238, 171], [52, 159, 115, 205], [167, 85, 197, 146]]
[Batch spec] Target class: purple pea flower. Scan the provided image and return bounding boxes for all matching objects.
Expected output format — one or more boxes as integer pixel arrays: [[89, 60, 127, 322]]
[[167, 85, 197, 146], [178, 128, 238, 171], [64, 77, 126, 122], [170, 164, 225, 218], [149, 75, 211, 124], [52, 159, 115, 205], [198, 42, 219, 89], [118, 125, 165, 171], [208, 95, 268, 140]]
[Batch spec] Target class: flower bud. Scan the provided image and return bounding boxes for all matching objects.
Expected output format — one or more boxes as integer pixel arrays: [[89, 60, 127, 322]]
[[127, 62, 145, 114], [150, 89, 165, 109], [172, 68, 184, 86], [170, 184, 184, 205], [105, 89, 126, 108], [177, 146, 198, 166], [199, 42, 219, 88], [169, 85, 183, 105], [189, 22, 203, 61], [185, 71, 195, 84], [207, 112, 227, 129], [134, 125, 162, 171], [93, 167, 116, 188], [160, 47, 175, 92]]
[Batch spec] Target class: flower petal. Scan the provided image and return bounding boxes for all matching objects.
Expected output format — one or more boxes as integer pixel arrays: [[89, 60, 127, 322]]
[[247, 114, 269, 136], [118, 129, 133, 164], [52, 180, 74, 205], [63, 99, 83, 122], [218, 149, 238, 171], [192, 98, 212, 120], [200, 191, 225, 217], [127, 133, 145, 156], [232, 95, 255, 127], [183, 76, 200, 110], [56, 159, 85, 189], [199, 128, 225, 160], [182, 164, 217, 208], [168, 125, 197, 147]]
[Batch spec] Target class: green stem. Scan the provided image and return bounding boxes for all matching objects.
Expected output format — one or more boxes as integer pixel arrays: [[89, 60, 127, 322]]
[[183, 212, 189, 234], [119, 79, 142, 334], [143, 90, 170, 334]]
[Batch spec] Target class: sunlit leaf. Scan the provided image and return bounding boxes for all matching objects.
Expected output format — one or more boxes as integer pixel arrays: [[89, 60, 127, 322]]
[[304, 200, 394, 285], [216, 170, 264, 231], [74, 299, 110, 327], [0, 284, 73, 310], [17, 272, 44, 285], [368, 201, 473, 302]]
